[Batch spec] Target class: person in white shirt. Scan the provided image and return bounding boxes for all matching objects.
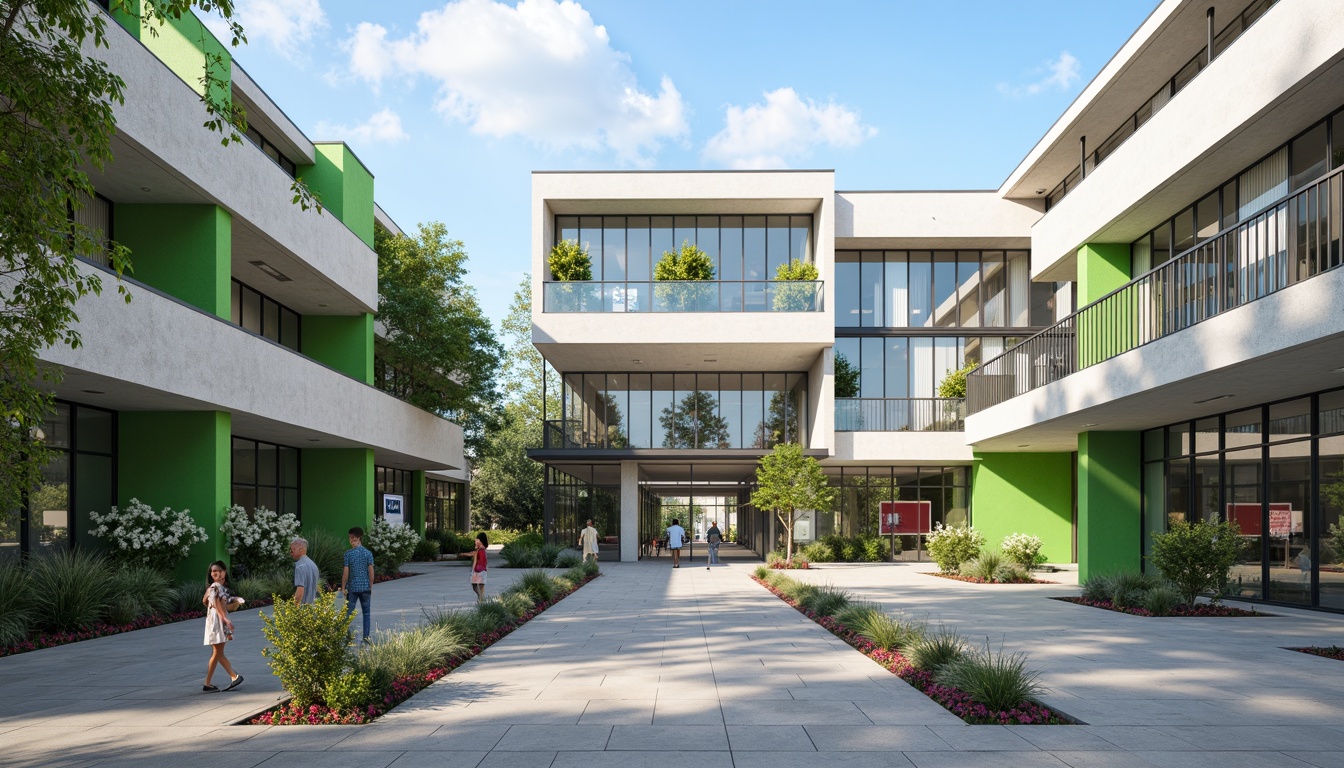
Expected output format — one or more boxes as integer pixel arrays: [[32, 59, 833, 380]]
[[666, 518, 687, 569]]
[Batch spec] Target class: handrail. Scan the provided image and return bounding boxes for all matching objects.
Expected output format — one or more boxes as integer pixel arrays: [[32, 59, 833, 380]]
[[835, 398, 966, 432], [542, 279, 823, 313], [968, 163, 1343, 414]]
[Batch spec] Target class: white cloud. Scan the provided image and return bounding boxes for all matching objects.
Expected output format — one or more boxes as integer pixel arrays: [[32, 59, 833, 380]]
[[313, 108, 410, 143], [701, 88, 877, 170], [204, 0, 327, 57], [344, 0, 687, 164], [997, 51, 1081, 97]]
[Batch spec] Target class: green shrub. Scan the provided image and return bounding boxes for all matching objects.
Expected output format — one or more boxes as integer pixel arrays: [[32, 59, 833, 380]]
[[801, 541, 835, 562], [548, 239, 592, 281], [104, 565, 174, 625], [860, 536, 887, 562], [1001, 533, 1044, 569], [958, 549, 1004, 581], [991, 562, 1030, 583], [840, 538, 864, 562], [907, 629, 966, 673], [925, 523, 985, 573], [235, 568, 296, 603], [834, 601, 882, 629], [260, 589, 353, 707], [537, 542, 564, 567], [854, 613, 905, 651], [302, 527, 347, 585], [563, 564, 589, 585], [473, 600, 513, 632], [0, 560, 32, 645], [511, 531, 545, 549], [324, 671, 379, 713], [355, 624, 466, 682], [412, 537, 441, 562], [1150, 519, 1245, 605], [579, 558, 599, 577], [1080, 573, 1117, 602], [555, 551, 582, 569], [365, 519, 420, 576], [498, 591, 536, 619], [27, 549, 113, 632], [500, 541, 541, 568], [423, 607, 478, 638], [170, 580, 209, 614], [752, 565, 771, 579], [935, 640, 1044, 712], [1141, 585, 1182, 616], [1111, 571, 1160, 609], [800, 585, 850, 617], [516, 570, 558, 603]]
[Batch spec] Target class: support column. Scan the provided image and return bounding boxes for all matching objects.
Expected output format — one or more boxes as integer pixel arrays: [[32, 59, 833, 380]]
[[620, 461, 639, 562], [971, 452, 1074, 563], [118, 411, 231, 581], [114, 204, 231, 318], [1078, 431, 1142, 580], [301, 448, 374, 536], [302, 313, 374, 384], [1077, 242, 1135, 367], [410, 470, 427, 535]]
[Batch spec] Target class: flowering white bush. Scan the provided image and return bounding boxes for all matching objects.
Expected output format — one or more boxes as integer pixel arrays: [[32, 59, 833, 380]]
[[365, 519, 420, 576], [220, 505, 300, 577], [90, 498, 208, 573], [1001, 533, 1044, 569], [925, 522, 985, 573]]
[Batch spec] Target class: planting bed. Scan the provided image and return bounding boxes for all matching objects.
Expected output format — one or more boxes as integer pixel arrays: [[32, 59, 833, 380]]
[[928, 572, 1056, 585], [1053, 595, 1268, 617], [754, 575, 1074, 725], [1292, 646, 1344, 661], [247, 570, 601, 726]]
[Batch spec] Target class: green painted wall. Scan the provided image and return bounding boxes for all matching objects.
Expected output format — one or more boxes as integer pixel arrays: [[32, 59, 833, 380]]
[[112, 1, 232, 105], [301, 448, 374, 536], [1077, 243, 1131, 304], [1077, 242, 1137, 368], [118, 411, 231, 581], [114, 204, 231, 318], [971, 452, 1074, 563], [1077, 431, 1142, 580], [411, 471, 427, 535], [301, 144, 375, 249], [302, 314, 374, 384]]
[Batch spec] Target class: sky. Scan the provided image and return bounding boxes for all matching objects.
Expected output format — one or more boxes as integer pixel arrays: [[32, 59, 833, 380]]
[[212, 0, 1159, 328]]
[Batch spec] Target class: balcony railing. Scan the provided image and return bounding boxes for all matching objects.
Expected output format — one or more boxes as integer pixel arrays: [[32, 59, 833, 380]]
[[968, 164, 1344, 414], [542, 280, 823, 313], [835, 398, 966, 432]]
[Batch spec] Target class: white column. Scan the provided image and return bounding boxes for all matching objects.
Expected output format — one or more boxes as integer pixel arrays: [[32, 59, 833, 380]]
[[620, 460, 639, 562]]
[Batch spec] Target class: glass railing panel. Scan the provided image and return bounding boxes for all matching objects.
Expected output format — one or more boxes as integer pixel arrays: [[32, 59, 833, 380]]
[[543, 281, 823, 313], [834, 398, 965, 432]]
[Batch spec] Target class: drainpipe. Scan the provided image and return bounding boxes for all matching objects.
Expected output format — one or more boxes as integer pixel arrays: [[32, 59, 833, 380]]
[[1207, 7, 1215, 63]]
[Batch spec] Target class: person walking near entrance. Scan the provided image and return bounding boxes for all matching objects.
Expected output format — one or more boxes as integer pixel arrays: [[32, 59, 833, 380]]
[[290, 537, 320, 604], [342, 527, 375, 643], [666, 518, 687, 568], [470, 532, 489, 602], [201, 561, 243, 692], [706, 520, 723, 568], [578, 519, 599, 563]]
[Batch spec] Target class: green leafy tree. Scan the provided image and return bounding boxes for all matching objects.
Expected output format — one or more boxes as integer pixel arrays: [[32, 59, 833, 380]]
[[660, 390, 729, 448], [548, 239, 592, 281], [471, 404, 544, 531], [654, 240, 715, 281], [750, 442, 835, 563], [772, 258, 819, 311], [1149, 519, 1245, 605], [835, 353, 860, 398], [936, 362, 979, 399], [261, 589, 353, 707], [375, 223, 503, 458]]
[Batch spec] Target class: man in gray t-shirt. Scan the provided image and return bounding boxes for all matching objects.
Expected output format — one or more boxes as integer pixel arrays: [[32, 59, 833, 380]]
[[290, 537, 321, 604]]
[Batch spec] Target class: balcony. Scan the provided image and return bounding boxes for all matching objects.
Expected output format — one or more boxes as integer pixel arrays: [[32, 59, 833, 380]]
[[969, 164, 1344, 414], [835, 398, 965, 432], [542, 280, 823, 313]]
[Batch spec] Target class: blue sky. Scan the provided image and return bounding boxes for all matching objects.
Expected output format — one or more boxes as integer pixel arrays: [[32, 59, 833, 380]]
[[217, 0, 1157, 327]]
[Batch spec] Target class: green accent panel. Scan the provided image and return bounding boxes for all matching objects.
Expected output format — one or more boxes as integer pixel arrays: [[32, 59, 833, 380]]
[[971, 452, 1074, 563], [300, 144, 375, 249], [117, 411, 231, 581], [301, 448, 374, 536], [301, 314, 374, 384], [411, 471, 427, 535], [114, 204, 231, 318], [1078, 431, 1142, 581], [111, 0, 232, 104], [1077, 242, 1137, 368]]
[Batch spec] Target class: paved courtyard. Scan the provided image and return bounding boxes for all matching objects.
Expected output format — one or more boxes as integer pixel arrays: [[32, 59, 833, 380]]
[[3, 545, 1344, 768]]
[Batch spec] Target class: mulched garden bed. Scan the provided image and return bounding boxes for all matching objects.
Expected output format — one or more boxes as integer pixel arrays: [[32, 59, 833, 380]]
[[246, 571, 601, 726], [1052, 595, 1269, 617], [0, 571, 423, 659], [1291, 646, 1344, 661], [753, 575, 1073, 725], [928, 572, 1057, 585]]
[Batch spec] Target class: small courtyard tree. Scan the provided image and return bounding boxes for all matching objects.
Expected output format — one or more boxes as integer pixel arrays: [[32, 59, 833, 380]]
[[1149, 519, 1245, 605], [750, 442, 835, 563]]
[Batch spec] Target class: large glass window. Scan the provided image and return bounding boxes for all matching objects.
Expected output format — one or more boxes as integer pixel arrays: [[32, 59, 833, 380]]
[[425, 478, 467, 533], [231, 280, 301, 351], [835, 250, 1041, 330], [232, 437, 300, 519]]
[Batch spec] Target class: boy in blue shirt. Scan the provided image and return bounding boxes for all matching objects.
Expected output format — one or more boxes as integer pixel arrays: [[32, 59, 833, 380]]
[[342, 527, 376, 642]]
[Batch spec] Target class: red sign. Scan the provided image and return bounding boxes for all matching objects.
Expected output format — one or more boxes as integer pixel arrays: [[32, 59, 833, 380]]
[[879, 500, 932, 534], [1225, 503, 1294, 537]]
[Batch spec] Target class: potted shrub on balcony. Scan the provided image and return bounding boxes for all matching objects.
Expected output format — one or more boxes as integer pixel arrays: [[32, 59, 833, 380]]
[[934, 362, 977, 430], [653, 240, 714, 311], [771, 257, 819, 311], [548, 239, 593, 311]]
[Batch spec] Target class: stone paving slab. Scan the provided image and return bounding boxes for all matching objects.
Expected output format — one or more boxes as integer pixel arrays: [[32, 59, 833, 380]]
[[4, 546, 1344, 767]]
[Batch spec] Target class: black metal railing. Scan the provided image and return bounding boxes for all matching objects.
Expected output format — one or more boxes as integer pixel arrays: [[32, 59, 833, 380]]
[[969, 164, 1343, 413], [542, 280, 823, 313], [835, 398, 966, 432]]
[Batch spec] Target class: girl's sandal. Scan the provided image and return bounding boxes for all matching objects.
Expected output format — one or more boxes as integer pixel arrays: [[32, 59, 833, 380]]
[[202, 684, 219, 693]]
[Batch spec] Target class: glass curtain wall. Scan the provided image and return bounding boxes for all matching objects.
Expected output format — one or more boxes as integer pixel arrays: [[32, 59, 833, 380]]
[[4, 402, 116, 562], [817, 466, 970, 558], [558, 372, 808, 449], [425, 479, 467, 533], [1142, 387, 1344, 610], [231, 437, 300, 519], [546, 465, 622, 560]]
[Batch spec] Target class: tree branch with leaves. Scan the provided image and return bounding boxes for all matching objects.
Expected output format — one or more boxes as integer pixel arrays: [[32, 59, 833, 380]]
[[750, 442, 835, 563]]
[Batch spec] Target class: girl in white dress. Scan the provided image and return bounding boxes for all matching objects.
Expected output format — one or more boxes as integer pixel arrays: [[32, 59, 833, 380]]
[[202, 560, 243, 692]]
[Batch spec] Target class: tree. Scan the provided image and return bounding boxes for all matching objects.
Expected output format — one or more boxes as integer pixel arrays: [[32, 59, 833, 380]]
[[1149, 519, 1246, 605], [772, 258, 820, 311], [654, 240, 715, 281], [750, 442, 835, 563], [835, 353, 860, 398], [653, 241, 714, 311], [937, 362, 979, 399], [548, 240, 591, 281], [375, 223, 503, 458], [471, 404, 544, 531], [660, 390, 729, 448], [0, 0, 260, 518]]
